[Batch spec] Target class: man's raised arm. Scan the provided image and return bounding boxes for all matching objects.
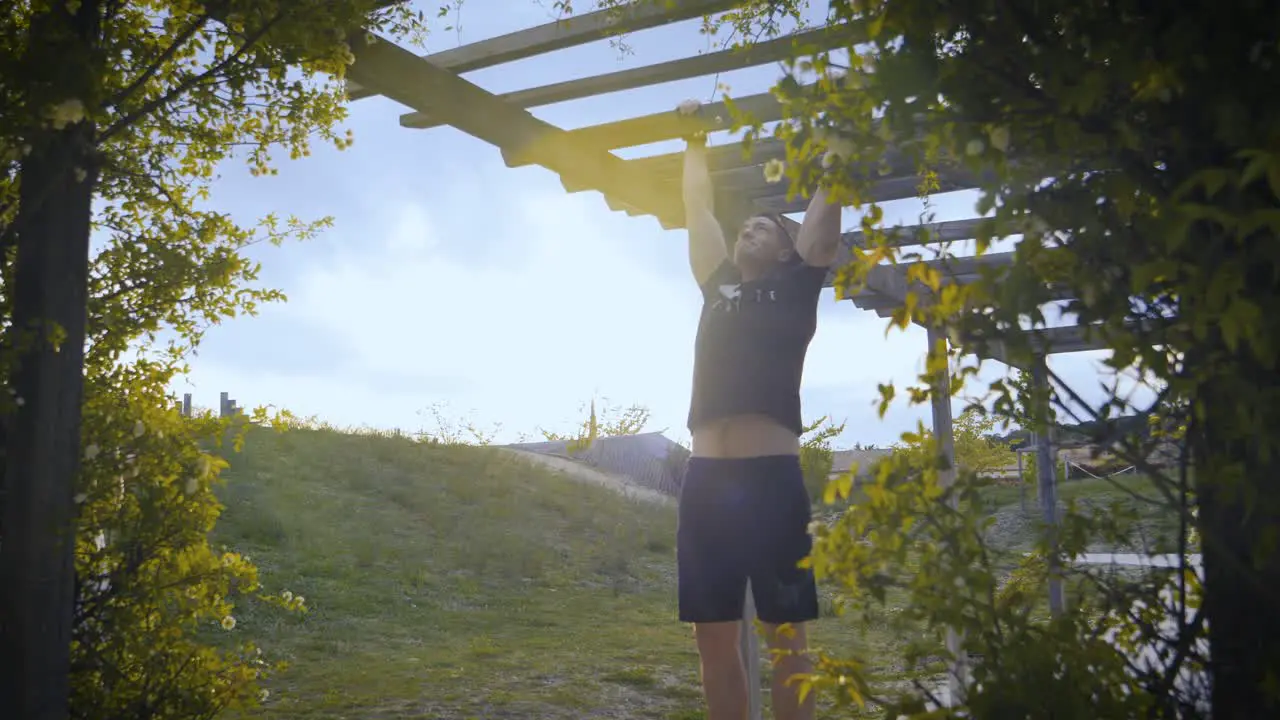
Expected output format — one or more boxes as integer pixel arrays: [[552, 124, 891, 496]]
[[678, 100, 729, 287], [794, 185, 843, 268]]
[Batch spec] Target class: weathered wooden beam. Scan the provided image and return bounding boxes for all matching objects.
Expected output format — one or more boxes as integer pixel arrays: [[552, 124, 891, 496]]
[[742, 585, 763, 720], [347, 32, 682, 228], [524, 86, 795, 161], [761, 163, 986, 213], [400, 24, 855, 129], [631, 137, 788, 176], [829, 223, 1017, 307], [888, 252, 1018, 284], [754, 173, 977, 213], [841, 252, 1004, 304], [726, 147, 918, 196], [854, 284, 1079, 319], [627, 120, 955, 179], [574, 140, 909, 191], [573, 135, 950, 210], [973, 320, 1162, 363], [840, 217, 994, 250], [1029, 354, 1067, 616], [839, 250, 1088, 309], [566, 168, 935, 214], [349, 0, 742, 100], [924, 322, 970, 704]]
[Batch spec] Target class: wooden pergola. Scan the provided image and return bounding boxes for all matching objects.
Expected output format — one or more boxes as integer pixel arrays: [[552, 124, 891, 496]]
[[343, 1, 1130, 713]]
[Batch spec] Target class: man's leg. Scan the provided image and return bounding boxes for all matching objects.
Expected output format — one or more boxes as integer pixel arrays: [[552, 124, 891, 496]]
[[762, 621, 814, 720], [694, 621, 749, 720], [748, 455, 821, 720], [678, 458, 750, 719]]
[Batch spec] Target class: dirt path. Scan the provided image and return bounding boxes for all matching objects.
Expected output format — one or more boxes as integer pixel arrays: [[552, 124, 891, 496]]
[[495, 448, 674, 507]]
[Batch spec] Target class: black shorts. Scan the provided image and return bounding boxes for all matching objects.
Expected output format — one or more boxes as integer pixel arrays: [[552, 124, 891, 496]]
[[676, 455, 820, 625]]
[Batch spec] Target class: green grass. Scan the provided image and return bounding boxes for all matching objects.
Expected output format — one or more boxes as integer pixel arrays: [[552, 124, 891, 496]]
[[977, 473, 1186, 553], [212, 427, 892, 719], [211, 427, 1178, 718]]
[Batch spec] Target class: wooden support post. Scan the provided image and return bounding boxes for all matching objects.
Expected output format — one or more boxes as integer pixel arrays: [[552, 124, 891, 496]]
[[926, 324, 967, 704], [741, 582, 762, 720], [1030, 356, 1066, 615], [1017, 449, 1027, 513]]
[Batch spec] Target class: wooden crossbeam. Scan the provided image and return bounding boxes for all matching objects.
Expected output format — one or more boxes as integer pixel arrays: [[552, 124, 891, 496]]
[[349, 0, 741, 99], [824, 219, 1024, 299], [347, 32, 683, 228], [624, 139, 914, 184], [634, 138, 924, 179], [564, 131, 962, 208], [563, 162, 933, 210], [755, 172, 981, 214], [632, 137, 788, 175], [973, 321, 1161, 364], [518, 86, 794, 161], [840, 217, 994, 250], [760, 175, 931, 211], [840, 251, 1025, 306], [870, 251, 1018, 290], [401, 24, 855, 129]]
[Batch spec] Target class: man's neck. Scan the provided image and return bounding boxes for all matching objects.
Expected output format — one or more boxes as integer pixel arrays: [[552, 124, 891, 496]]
[[738, 259, 772, 282]]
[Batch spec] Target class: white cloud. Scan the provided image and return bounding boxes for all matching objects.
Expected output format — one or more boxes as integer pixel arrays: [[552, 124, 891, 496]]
[[177, 178, 1156, 448], [271, 188, 702, 440]]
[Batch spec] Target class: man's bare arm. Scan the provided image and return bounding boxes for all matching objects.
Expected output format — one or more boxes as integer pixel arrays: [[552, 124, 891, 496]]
[[678, 103, 729, 286], [794, 186, 843, 267]]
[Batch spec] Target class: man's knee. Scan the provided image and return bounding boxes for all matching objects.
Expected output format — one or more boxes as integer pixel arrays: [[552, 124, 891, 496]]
[[762, 621, 811, 670], [693, 621, 743, 667]]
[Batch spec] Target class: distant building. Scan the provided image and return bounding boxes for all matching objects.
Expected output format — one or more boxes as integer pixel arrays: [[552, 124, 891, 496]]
[[503, 432, 690, 498], [828, 448, 892, 485]]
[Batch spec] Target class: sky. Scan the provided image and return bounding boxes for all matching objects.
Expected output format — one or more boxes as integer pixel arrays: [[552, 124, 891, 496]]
[[168, 0, 1149, 447]]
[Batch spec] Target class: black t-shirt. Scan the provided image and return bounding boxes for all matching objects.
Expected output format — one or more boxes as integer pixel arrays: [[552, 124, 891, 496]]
[[687, 257, 828, 436]]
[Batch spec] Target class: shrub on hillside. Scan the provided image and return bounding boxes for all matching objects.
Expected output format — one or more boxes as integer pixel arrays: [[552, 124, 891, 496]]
[[800, 415, 844, 501], [70, 366, 304, 719], [890, 408, 1014, 477]]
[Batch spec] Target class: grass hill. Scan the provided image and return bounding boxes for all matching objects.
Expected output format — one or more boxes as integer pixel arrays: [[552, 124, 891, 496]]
[[212, 426, 901, 719], [211, 424, 1178, 719], [215, 425, 703, 719]]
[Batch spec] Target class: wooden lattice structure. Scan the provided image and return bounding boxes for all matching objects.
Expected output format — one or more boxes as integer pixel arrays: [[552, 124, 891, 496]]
[[343, 1, 1140, 712]]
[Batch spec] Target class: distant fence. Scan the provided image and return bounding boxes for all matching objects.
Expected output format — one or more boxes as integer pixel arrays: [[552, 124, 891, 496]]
[[177, 392, 242, 418]]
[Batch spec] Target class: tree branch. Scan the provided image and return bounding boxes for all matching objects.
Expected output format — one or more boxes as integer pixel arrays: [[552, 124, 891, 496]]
[[100, 11, 283, 143], [107, 12, 213, 111]]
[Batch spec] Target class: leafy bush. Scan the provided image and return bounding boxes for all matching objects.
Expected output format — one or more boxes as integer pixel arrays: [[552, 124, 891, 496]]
[[800, 415, 845, 501], [71, 365, 306, 719]]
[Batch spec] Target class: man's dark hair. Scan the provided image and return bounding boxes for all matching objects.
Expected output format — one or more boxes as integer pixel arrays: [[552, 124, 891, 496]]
[[762, 213, 795, 248]]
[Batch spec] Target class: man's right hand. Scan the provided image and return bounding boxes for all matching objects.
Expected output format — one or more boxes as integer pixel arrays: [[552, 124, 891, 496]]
[[677, 99, 707, 147]]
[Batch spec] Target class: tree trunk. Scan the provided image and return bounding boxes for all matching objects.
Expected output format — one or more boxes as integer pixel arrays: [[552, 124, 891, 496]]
[[1192, 333, 1280, 717], [0, 2, 103, 716], [0, 118, 98, 720]]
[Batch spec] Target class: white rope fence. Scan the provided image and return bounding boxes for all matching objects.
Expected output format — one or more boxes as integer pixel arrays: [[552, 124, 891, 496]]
[[1064, 460, 1137, 481]]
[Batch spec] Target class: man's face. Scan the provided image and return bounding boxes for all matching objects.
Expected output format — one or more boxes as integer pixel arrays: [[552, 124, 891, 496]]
[[734, 215, 792, 267]]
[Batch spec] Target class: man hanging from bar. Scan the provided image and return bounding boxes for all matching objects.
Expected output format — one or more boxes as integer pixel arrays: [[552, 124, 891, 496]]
[[675, 97, 842, 720]]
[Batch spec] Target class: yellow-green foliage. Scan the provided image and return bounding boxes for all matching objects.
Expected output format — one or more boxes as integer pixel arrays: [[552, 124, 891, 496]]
[[1, 3, 431, 717], [889, 408, 1014, 477], [538, 396, 652, 454], [72, 368, 305, 719], [800, 415, 845, 500], [694, 0, 1262, 714]]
